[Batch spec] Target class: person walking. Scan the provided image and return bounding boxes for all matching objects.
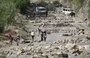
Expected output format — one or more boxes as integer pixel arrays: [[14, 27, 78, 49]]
[[40, 30, 47, 42], [16, 35, 20, 46], [31, 31, 35, 42], [43, 30, 47, 41], [41, 31, 44, 41], [6, 31, 14, 45], [10, 34, 14, 45], [38, 28, 41, 34]]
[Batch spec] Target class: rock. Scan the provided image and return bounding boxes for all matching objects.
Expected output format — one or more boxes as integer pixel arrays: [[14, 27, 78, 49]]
[[32, 54, 38, 58], [7, 52, 12, 57], [0, 52, 6, 58], [54, 46, 60, 50], [41, 54, 49, 58], [65, 43, 76, 50], [44, 46, 50, 49], [84, 45, 90, 50], [21, 49, 25, 53], [26, 52, 31, 55], [16, 50, 22, 55]]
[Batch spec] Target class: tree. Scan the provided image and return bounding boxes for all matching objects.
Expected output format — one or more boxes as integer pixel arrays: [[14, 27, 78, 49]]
[[71, 0, 85, 12], [52, 1, 61, 7], [37, 1, 48, 7], [0, 0, 30, 33], [88, 0, 90, 19], [0, 1, 16, 33], [46, 3, 56, 11]]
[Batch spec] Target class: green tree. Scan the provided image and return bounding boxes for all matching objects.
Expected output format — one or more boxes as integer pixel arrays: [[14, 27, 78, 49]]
[[0, 1, 16, 32], [71, 0, 85, 12], [0, 0, 30, 33], [88, 0, 90, 18]]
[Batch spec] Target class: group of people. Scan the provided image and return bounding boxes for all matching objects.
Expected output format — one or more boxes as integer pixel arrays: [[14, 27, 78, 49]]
[[38, 28, 47, 42], [30, 28, 47, 42], [41, 30, 47, 41], [4, 27, 47, 46]]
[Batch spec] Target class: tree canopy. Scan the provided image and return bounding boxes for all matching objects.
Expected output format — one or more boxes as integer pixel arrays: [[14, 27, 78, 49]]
[[0, 0, 30, 33]]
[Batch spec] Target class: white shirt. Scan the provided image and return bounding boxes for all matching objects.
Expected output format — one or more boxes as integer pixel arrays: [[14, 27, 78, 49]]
[[15, 29, 19, 33], [31, 32, 34, 36]]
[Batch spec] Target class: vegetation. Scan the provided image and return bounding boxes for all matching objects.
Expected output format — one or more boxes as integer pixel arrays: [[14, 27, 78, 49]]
[[0, 0, 30, 33], [72, 0, 84, 11], [37, 1, 48, 7], [64, 0, 85, 12], [88, 0, 90, 18], [46, 3, 56, 11], [53, 1, 60, 7], [68, 0, 90, 19], [66, 0, 90, 19]]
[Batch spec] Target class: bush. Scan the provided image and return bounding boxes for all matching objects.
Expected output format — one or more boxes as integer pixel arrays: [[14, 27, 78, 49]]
[[71, 0, 84, 12], [0, 1, 16, 33], [53, 1, 60, 5], [37, 1, 48, 7], [88, 0, 90, 18], [52, 1, 61, 7], [0, 0, 30, 33], [46, 3, 56, 11], [0, 23, 5, 33], [12, 0, 30, 8]]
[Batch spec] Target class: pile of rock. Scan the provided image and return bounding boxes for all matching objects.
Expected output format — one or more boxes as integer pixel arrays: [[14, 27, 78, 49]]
[[0, 41, 88, 58]]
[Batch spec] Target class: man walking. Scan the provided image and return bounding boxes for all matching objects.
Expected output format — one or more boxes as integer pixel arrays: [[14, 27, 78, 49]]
[[38, 28, 41, 34], [41, 30, 47, 42], [16, 35, 20, 46], [10, 34, 14, 45], [41, 31, 44, 41], [31, 31, 35, 42], [43, 30, 47, 41]]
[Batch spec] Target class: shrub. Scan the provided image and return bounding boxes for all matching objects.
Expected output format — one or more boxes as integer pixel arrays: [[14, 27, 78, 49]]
[[0, 0, 30, 33], [88, 0, 90, 18], [37, 1, 48, 7], [46, 3, 56, 11], [71, 0, 84, 12], [52, 1, 61, 7]]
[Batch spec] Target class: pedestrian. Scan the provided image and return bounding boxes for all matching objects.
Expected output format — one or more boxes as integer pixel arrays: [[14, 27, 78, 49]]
[[43, 30, 47, 41], [41, 31, 44, 41], [10, 35, 14, 45], [38, 28, 41, 34], [43, 34, 46, 41], [6, 30, 14, 45], [16, 35, 20, 46], [15, 28, 19, 34], [31, 31, 35, 42]]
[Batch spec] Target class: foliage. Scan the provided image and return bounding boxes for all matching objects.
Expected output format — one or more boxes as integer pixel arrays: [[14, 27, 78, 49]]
[[46, 3, 56, 11], [0, 1, 16, 33], [63, 0, 84, 12], [53, 1, 60, 5], [13, 0, 30, 8], [52, 0, 61, 7], [37, 1, 48, 7], [80, 50, 90, 58], [0, 0, 30, 33], [71, 0, 84, 12], [88, 0, 90, 18]]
